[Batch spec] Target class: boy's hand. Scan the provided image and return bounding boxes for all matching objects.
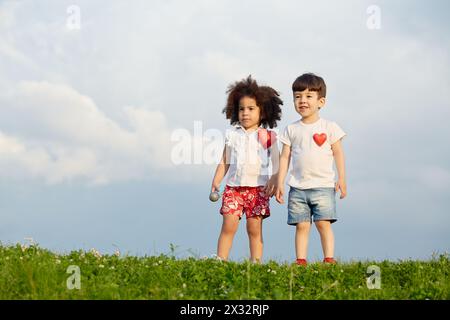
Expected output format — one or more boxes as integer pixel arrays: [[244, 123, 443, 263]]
[[335, 179, 347, 199], [275, 185, 285, 204], [263, 176, 277, 197]]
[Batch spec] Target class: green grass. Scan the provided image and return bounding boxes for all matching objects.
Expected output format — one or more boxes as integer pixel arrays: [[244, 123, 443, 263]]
[[0, 244, 448, 299]]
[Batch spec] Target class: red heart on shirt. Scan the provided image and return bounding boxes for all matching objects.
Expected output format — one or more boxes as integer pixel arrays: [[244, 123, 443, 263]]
[[313, 133, 327, 146], [258, 129, 276, 149]]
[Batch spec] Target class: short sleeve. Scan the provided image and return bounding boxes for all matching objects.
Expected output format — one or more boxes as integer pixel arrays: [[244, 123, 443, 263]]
[[268, 130, 279, 151], [329, 122, 346, 145], [224, 128, 233, 147], [278, 126, 291, 146]]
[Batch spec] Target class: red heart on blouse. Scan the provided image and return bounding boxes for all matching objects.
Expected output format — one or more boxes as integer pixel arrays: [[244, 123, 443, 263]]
[[258, 129, 276, 149], [313, 133, 327, 146]]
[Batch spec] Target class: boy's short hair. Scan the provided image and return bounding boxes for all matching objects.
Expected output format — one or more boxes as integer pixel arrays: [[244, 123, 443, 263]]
[[292, 73, 326, 98]]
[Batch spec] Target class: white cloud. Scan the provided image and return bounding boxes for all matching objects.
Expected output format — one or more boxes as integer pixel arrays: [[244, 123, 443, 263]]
[[193, 51, 249, 83], [0, 38, 36, 70], [0, 1, 18, 30], [0, 80, 220, 185], [0, 81, 164, 184], [0, 0, 449, 189], [0, 0, 448, 262], [0, 132, 99, 184]]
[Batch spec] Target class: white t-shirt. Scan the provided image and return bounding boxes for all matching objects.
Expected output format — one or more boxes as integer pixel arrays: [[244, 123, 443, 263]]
[[279, 118, 346, 189], [225, 125, 279, 187]]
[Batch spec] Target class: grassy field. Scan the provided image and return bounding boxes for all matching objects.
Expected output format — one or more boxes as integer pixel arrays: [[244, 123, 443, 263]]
[[0, 244, 448, 299]]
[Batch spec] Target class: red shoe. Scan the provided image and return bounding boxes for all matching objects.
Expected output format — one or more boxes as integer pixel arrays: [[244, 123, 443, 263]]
[[296, 258, 307, 266], [323, 257, 337, 264]]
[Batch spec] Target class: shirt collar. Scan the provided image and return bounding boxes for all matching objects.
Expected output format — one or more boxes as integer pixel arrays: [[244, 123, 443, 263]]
[[234, 124, 264, 133]]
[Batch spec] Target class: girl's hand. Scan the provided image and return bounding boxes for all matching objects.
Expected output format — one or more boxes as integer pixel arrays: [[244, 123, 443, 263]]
[[275, 185, 285, 204], [263, 176, 277, 197], [335, 179, 347, 199], [211, 182, 221, 193]]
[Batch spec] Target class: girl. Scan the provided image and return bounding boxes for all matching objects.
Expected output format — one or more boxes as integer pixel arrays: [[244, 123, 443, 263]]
[[211, 76, 283, 262]]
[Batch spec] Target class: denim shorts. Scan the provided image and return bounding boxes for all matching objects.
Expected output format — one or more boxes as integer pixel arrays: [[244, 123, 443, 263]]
[[287, 187, 337, 225]]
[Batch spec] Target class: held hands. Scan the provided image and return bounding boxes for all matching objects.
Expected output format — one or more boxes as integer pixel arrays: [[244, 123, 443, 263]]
[[335, 178, 347, 199], [263, 175, 277, 197], [275, 184, 284, 204]]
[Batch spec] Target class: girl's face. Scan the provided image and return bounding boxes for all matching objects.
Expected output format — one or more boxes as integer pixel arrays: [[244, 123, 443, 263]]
[[238, 96, 261, 131]]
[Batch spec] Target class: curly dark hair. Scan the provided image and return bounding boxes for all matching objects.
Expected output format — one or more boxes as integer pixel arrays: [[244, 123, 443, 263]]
[[222, 75, 283, 128]]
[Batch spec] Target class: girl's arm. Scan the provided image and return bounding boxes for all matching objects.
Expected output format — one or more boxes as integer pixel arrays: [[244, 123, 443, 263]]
[[211, 146, 230, 192], [275, 144, 291, 204], [331, 139, 347, 199], [270, 139, 280, 177], [263, 140, 280, 197]]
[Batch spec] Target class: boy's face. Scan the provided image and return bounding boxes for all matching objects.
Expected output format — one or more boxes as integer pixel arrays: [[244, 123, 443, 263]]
[[293, 89, 325, 120], [238, 96, 261, 130]]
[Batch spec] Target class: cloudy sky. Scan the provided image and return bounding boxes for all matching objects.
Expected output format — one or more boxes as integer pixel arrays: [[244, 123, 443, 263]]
[[0, 0, 449, 262]]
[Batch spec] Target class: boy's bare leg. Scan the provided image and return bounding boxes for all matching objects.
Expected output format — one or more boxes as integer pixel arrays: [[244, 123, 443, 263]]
[[217, 214, 240, 260], [315, 220, 335, 258], [295, 221, 311, 259], [247, 216, 263, 263]]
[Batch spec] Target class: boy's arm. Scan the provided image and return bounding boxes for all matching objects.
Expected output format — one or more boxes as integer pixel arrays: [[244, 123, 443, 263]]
[[211, 146, 230, 192], [275, 144, 291, 204], [331, 139, 347, 199]]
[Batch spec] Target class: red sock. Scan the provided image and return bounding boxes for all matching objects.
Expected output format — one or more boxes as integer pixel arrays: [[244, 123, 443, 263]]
[[323, 257, 337, 264], [296, 258, 307, 266]]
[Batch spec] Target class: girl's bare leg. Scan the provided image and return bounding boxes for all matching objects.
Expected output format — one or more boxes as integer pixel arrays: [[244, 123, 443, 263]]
[[247, 216, 263, 263], [217, 214, 240, 260]]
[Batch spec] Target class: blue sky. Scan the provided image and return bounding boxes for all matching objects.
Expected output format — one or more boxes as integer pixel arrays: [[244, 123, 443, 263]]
[[0, 0, 449, 262]]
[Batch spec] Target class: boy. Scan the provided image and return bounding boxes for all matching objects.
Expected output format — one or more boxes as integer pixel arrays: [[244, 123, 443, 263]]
[[275, 73, 346, 265]]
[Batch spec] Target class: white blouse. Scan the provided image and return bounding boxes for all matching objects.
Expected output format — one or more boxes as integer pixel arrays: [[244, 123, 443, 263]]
[[225, 125, 279, 187]]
